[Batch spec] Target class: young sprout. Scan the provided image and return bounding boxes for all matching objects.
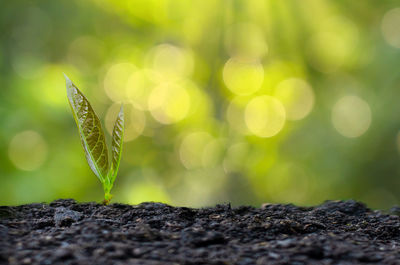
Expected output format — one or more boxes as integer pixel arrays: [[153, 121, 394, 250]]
[[64, 74, 124, 205]]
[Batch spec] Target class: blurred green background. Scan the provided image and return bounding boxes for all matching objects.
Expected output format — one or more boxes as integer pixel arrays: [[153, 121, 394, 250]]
[[1, 0, 400, 209]]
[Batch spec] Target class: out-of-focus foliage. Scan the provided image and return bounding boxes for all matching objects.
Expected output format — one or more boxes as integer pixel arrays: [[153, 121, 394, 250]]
[[1, 0, 400, 209]]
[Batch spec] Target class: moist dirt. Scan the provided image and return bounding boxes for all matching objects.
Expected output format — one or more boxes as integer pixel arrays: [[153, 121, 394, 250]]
[[0, 199, 399, 265]]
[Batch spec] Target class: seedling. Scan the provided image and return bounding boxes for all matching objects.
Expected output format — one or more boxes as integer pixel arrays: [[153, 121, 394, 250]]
[[64, 74, 124, 205]]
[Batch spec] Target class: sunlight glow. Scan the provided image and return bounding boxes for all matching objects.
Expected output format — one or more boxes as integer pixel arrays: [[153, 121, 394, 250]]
[[245, 96, 286, 137], [332, 95, 371, 138], [223, 57, 264, 96], [126, 69, 159, 110], [148, 44, 193, 80], [179, 132, 213, 169], [104, 63, 136, 102], [8, 131, 48, 171], [125, 182, 170, 205], [105, 103, 146, 142], [148, 83, 190, 124], [36, 65, 68, 108], [274, 78, 315, 121], [381, 8, 400, 48]]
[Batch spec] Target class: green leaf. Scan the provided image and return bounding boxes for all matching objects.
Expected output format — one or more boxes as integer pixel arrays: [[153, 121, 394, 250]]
[[110, 105, 124, 183], [64, 74, 109, 181]]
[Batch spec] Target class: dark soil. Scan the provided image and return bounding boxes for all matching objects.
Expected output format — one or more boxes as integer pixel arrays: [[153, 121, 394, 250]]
[[0, 199, 399, 265]]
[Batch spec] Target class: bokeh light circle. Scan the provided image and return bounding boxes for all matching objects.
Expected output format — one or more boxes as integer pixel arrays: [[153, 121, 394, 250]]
[[148, 83, 191, 124], [104, 63, 136, 102], [148, 43, 193, 79], [126, 69, 160, 110], [331, 95, 371, 138], [223, 57, 264, 96], [8, 130, 48, 171], [381, 8, 400, 48], [179, 132, 213, 169], [245, 96, 286, 137], [274, 78, 315, 121], [105, 103, 146, 142]]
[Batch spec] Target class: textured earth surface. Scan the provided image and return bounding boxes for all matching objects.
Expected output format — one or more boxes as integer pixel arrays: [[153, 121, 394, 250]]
[[0, 199, 399, 264]]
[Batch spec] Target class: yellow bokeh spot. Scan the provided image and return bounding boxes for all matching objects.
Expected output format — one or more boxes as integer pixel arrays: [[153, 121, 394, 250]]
[[332, 95, 371, 138], [274, 78, 315, 121], [147, 43, 193, 80], [8, 130, 48, 171], [262, 61, 305, 93], [183, 80, 213, 124], [245, 96, 286, 137], [105, 103, 146, 142], [104, 63, 136, 102], [179, 132, 213, 169], [223, 57, 264, 96], [126, 69, 160, 110], [148, 83, 190, 124], [381, 8, 400, 48]]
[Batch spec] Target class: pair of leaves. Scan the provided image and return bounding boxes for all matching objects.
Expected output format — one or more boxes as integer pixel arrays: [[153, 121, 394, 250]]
[[65, 74, 124, 203]]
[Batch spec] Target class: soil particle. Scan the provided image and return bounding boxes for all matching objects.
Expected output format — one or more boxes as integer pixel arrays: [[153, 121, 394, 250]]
[[0, 199, 399, 264], [54, 207, 83, 227]]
